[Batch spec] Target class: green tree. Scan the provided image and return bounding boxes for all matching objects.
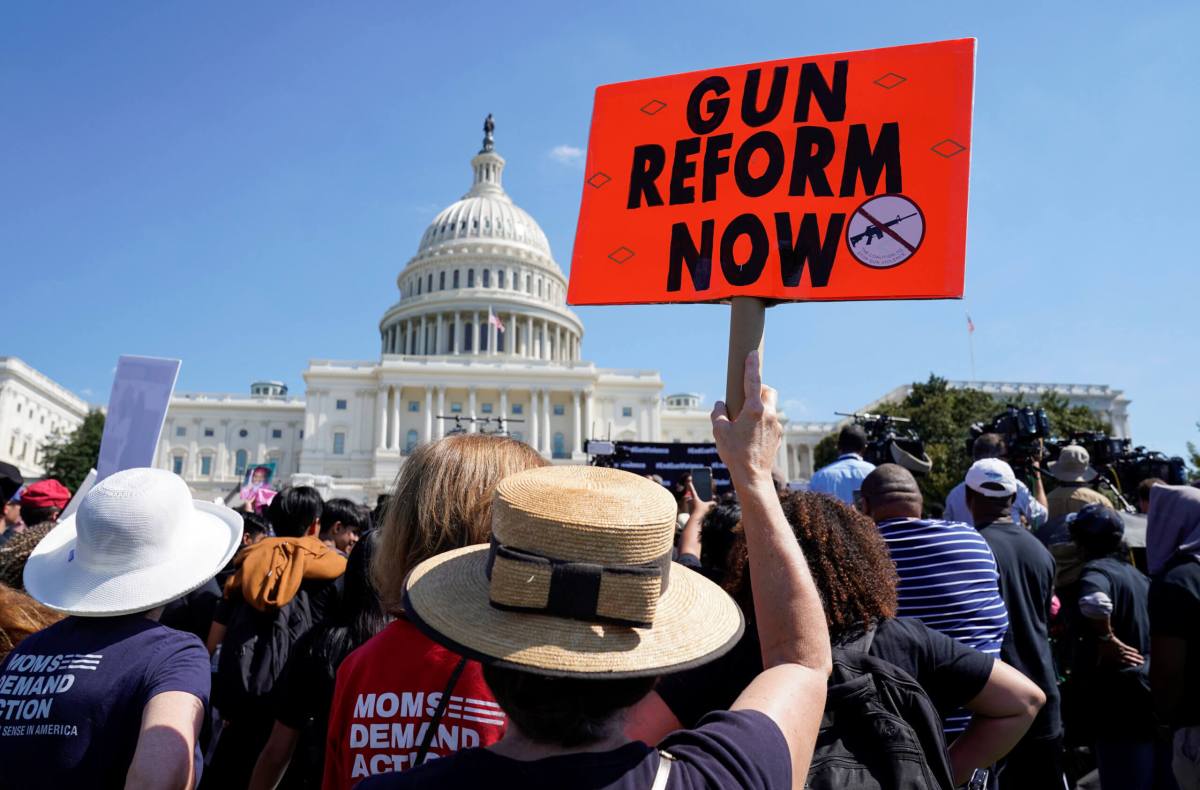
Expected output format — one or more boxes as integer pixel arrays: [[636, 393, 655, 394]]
[[40, 410, 105, 492]]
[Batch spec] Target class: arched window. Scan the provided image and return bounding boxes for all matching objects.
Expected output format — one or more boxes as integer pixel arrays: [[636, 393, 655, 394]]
[[453, 270, 460, 288], [480, 326, 489, 351], [439, 271, 446, 290], [427, 273, 433, 292], [417, 279, 422, 295], [467, 269, 475, 288], [235, 449, 248, 475], [497, 328, 505, 352], [525, 274, 532, 294], [464, 323, 474, 351], [498, 270, 506, 289], [553, 432, 566, 459], [482, 269, 491, 288], [448, 323, 456, 351]]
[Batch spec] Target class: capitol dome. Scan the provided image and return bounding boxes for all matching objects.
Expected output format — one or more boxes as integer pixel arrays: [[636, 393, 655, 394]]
[[378, 118, 583, 363]]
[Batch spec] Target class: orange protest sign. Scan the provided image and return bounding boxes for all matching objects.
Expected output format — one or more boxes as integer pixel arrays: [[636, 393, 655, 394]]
[[567, 39, 975, 306]]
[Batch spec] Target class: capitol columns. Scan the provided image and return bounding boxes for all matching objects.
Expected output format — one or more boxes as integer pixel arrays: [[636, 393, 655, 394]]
[[571, 389, 583, 457], [541, 389, 552, 455], [529, 386, 539, 451], [424, 385, 433, 442], [468, 386, 477, 433], [453, 313, 462, 354], [375, 388, 387, 450], [389, 386, 401, 451], [582, 389, 594, 447], [499, 387, 509, 431], [436, 386, 446, 439]]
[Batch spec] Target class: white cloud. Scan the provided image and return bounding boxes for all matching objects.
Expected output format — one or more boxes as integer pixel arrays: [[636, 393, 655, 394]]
[[548, 144, 585, 168], [782, 398, 808, 417]]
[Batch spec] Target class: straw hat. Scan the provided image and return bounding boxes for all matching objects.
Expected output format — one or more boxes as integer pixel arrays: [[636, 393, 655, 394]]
[[24, 467, 243, 616], [1048, 445, 1097, 483], [403, 465, 744, 678]]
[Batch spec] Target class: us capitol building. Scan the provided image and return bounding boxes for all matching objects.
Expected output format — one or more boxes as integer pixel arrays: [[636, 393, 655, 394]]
[[129, 123, 1130, 504]]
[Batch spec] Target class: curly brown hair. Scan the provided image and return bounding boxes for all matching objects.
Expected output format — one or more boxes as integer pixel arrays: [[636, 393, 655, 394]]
[[724, 491, 898, 640], [0, 582, 62, 662]]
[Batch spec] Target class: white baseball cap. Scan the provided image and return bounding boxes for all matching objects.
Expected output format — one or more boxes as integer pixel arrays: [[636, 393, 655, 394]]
[[24, 467, 243, 616], [965, 458, 1019, 499]]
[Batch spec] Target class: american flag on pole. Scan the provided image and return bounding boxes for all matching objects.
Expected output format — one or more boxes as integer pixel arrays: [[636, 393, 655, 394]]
[[488, 306, 505, 333], [966, 313, 975, 334]]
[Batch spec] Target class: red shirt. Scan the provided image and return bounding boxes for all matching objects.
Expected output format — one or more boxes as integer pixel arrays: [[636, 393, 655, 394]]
[[322, 618, 506, 789]]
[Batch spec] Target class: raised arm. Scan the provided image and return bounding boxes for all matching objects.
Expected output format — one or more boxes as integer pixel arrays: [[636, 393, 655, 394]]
[[712, 352, 832, 785], [676, 477, 710, 560], [125, 691, 204, 790]]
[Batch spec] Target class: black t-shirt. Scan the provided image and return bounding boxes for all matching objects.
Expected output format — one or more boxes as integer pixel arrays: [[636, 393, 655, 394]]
[[656, 616, 993, 730], [1149, 556, 1200, 727], [356, 709, 789, 790], [271, 628, 337, 790], [1072, 556, 1154, 734], [161, 577, 222, 642], [977, 518, 1061, 740]]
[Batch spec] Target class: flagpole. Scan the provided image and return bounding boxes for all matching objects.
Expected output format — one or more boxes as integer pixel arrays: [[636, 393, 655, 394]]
[[966, 313, 977, 382]]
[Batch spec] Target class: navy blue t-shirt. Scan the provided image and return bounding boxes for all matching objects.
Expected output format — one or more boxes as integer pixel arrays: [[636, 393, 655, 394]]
[[977, 518, 1061, 740], [357, 709, 789, 789], [0, 615, 210, 789]]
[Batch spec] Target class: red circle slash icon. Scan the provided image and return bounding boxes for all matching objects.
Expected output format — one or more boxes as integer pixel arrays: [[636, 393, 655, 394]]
[[845, 195, 926, 269]]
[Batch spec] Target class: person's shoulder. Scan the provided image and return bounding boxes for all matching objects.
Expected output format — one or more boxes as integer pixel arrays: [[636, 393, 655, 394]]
[[1161, 558, 1200, 587], [874, 615, 932, 647], [661, 709, 790, 787]]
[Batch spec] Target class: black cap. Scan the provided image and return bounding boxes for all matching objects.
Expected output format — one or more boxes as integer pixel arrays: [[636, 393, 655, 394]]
[[0, 462, 22, 503], [1069, 503, 1124, 542]]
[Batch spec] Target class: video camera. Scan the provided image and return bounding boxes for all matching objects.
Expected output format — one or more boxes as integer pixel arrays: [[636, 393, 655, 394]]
[[968, 405, 1052, 470], [835, 412, 933, 476], [1046, 432, 1188, 496]]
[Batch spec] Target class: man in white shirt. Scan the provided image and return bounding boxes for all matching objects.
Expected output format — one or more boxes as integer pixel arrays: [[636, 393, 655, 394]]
[[809, 424, 876, 505], [944, 433, 1048, 527]]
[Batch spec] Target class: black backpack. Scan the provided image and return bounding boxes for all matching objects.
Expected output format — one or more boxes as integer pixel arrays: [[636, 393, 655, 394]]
[[212, 590, 315, 720], [805, 628, 956, 790]]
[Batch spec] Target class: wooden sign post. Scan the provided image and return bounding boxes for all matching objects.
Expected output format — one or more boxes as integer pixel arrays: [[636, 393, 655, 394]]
[[567, 40, 976, 419]]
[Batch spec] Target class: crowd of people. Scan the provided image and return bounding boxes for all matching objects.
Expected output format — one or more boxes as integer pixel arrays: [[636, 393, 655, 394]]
[[0, 353, 1197, 789]]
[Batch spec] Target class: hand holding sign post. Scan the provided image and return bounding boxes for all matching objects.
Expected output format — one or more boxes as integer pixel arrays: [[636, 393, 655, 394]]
[[568, 39, 975, 415]]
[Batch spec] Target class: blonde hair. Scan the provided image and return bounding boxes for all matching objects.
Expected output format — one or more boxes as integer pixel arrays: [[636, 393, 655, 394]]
[[0, 583, 63, 663], [373, 433, 546, 613]]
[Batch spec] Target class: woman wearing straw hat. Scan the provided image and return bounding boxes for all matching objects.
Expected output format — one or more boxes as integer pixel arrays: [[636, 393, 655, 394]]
[[321, 433, 546, 790], [0, 467, 244, 789], [357, 352, 833, 789]]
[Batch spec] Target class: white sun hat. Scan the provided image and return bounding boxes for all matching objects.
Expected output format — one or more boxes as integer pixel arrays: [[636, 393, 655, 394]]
[[24, 467, 243, 616]]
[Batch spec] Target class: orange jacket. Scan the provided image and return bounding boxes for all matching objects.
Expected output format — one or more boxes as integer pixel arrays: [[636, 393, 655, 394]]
[[225, 535, 346, 612]]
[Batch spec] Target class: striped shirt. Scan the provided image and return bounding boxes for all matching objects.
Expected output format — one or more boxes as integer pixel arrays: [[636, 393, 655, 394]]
[[876, 517, 1010, 735]]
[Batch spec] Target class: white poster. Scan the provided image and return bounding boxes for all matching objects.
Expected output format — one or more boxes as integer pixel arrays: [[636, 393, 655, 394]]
[[95, 356, 181, 481]]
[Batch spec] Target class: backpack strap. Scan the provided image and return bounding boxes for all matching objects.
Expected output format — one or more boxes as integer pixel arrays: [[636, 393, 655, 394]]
[[414, 656, 469, 767], [651, 750, 676, 790], [843, 624, 877, 655]]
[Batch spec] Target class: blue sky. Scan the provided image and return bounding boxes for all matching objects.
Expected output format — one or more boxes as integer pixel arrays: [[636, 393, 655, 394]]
[[4, 2, 1198, 458]]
